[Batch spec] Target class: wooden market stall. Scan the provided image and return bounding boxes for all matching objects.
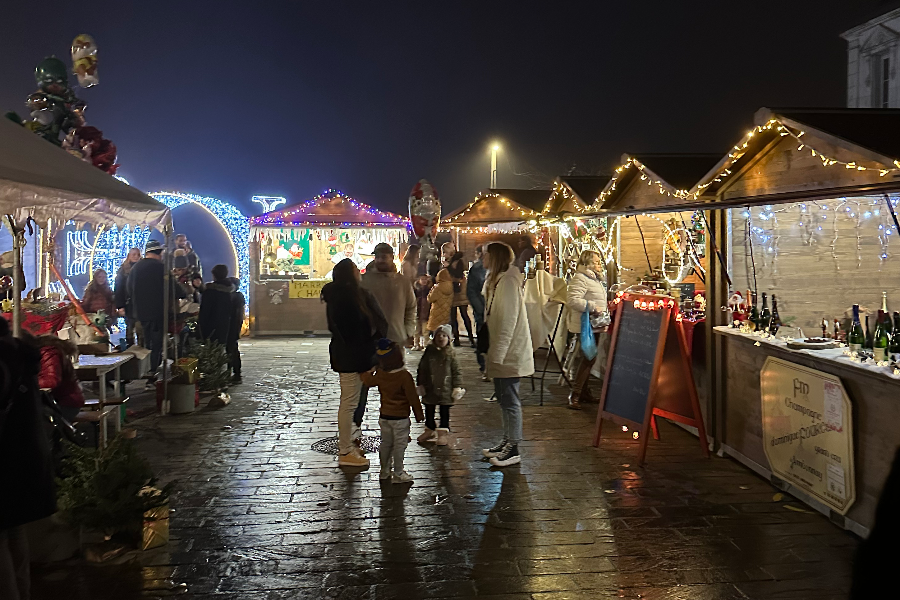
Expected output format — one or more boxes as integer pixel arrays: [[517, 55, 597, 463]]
[[687, 107, 900, 536], [442, 188, 551, 264], [248, 189, 409, 335], [567, 155, 721, 426]]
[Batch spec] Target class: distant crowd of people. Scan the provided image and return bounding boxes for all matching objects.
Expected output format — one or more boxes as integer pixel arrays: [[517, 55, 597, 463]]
[[78, 233, 244, 383], [321, 237, 538, 479]]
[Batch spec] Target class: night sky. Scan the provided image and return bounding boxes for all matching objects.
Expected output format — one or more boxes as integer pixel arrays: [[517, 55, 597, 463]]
[[0, 1, 888, 220]]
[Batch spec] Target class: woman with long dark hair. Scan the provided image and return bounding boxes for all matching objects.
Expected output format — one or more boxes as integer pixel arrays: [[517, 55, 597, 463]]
[[321, 258, 388, 468], [479, 242, 534, 467], [441, 242, 474, 347]]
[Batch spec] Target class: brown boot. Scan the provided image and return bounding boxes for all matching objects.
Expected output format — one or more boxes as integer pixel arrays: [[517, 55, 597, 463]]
[[567, 392, 582, 410]]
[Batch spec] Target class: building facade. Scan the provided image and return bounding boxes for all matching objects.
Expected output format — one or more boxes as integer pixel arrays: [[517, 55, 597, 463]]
[[843, 8, 900, 108]]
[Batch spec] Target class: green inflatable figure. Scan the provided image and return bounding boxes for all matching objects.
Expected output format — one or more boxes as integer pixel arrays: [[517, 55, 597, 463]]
[[25, 56, 85, 145]]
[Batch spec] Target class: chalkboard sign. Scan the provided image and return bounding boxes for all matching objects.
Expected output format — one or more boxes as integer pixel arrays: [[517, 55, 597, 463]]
[[593, 293, 709, 466], [601, 302, 666, 425]]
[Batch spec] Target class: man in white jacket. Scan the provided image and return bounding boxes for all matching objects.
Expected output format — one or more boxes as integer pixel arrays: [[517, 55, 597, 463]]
[[479, 242, 534, 467]]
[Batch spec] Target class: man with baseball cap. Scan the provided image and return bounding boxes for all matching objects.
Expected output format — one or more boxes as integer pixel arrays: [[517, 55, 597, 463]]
[[361, 243, 416, 349], [126, 240, 184, 375]]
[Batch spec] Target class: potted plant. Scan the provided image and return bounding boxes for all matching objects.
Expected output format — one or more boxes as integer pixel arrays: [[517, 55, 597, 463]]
[[57, 437, 174, 558], [186, 338, 231, 398]]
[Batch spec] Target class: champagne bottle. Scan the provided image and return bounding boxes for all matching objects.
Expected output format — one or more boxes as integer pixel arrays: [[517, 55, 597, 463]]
[[849, 305, 865, 354], [759, 293, 772, 332], [883, 294, 894, 338], [892, 312, 900, 353], [769, 295, 782, 335], [866, 315, 874, 348], [874, 313, 890, 362], [748, 291, 759, 332]]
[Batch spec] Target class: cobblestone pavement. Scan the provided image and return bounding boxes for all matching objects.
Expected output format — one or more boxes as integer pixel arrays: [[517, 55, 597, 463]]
[[33, 338, 858, 600]]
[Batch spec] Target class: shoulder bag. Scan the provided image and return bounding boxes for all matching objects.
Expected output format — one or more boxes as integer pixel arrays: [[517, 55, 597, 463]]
[[476, 282, 497, 354]]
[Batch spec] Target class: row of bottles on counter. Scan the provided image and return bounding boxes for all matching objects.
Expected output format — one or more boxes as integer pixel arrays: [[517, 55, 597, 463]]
[[740, 290, 782, 335], [847, 292, 900, 362]]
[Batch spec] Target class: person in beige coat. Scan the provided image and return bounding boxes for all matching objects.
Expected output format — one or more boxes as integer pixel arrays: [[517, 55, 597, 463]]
[[565, 250, 608, 410], [426, 268, 454, 333], [479, 242, 534, 468], [362, 243, 417, 347]]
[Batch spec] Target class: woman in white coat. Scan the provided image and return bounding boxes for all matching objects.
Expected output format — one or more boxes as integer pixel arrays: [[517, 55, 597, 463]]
[[480, 242, 534, 467], [565, 250, 608, 410]]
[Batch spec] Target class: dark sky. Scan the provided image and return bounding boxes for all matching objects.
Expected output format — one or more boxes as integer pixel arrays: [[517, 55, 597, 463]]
[[0, 1, 888, 218]]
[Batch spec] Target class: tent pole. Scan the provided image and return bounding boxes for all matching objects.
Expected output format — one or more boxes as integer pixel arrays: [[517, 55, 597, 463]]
[[5, 216, 23, 337], [162, 229, 171, 415]]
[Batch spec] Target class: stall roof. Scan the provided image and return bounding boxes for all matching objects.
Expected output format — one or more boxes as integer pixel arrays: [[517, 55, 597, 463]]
[[0, 116, 171, 231], [689, 108, 900, 207], [587, 153, 721, 216], [251, 189, 407, 228], [442, 188, 551, 226], [543, 176, 612, 215]]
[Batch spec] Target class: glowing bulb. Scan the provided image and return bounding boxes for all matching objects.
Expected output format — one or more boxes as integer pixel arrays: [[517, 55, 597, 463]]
[[634, 300, 640, 308], [633, 432, 640, 440], [622, 425, 628, 432]]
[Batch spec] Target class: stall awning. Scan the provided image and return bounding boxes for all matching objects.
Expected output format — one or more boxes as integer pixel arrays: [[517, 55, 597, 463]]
[[443, 188, 551, 226], [0, 117, 171, 231], [690, 108, 900, 207], [251, 189, 407, 228]]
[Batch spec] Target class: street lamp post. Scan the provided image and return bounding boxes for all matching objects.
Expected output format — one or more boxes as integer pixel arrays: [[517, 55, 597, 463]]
[[491, 143, 500, 189]]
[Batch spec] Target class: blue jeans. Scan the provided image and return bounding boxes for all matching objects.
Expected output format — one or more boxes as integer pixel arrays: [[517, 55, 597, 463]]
[[494, 377, 522, 445]]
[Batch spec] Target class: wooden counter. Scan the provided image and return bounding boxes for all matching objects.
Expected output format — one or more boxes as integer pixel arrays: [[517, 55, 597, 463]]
[[249, 279, 329, 336], [714, 326, 900, 536]]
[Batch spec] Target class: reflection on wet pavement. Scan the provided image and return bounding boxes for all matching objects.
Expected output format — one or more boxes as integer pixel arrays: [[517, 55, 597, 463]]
[[32, 339, 857, 599]]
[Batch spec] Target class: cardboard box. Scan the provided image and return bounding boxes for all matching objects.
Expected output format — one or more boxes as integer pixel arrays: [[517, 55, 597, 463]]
[[174, 357, 198, 384], [120, 346, 151, 380]]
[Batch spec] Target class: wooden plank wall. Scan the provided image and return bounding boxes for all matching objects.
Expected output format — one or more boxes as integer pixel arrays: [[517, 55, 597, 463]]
[[728, 201, 900, 332], [617, 212, 696, 286]]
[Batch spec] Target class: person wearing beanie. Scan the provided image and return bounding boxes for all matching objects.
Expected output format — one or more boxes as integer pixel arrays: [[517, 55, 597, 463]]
[[198, 264, 235, 346], [360, 339, 424, 483], [416, 324, 464, 446]]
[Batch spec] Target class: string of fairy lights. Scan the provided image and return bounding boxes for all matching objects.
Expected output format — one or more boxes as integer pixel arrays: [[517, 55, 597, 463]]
[[252, 189, 407, 228], [443, 192, 541, 225]]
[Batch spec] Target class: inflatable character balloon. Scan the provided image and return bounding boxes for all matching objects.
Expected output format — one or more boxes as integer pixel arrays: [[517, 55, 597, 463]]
[[27, 56, 84, 144], [408, 179, 441, 260], [71, 34, 99, 88]]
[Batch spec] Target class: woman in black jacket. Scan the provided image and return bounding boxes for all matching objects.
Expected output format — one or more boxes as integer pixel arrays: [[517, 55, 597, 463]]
[[321, 258, 388, 468]]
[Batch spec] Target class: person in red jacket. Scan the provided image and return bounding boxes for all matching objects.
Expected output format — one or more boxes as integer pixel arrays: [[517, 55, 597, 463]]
[[34, 335, 85, 422], [81, 269, 116, 326]]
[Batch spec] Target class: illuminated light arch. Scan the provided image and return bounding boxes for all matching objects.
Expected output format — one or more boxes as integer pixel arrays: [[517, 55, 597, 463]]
[[149, 192, 249, 299]]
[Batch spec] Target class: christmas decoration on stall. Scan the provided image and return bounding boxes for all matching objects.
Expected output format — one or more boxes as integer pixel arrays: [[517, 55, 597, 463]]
[[408, 179, 441, 261], [252, 189, 407, 228], [251, 196, 287, 213], [65, 224, 152, 280], [557, 216, 621, 278]]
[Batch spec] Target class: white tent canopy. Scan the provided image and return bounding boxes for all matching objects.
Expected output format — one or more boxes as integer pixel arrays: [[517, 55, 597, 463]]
[[0, 116, 171, 231]]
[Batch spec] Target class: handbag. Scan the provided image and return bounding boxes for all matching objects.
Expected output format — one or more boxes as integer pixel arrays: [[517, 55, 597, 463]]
[[580, 310, 598, 361], [476, 282, 497, 354]]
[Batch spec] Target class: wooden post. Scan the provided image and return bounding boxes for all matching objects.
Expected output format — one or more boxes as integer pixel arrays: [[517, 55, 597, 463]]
[[705, 208, 730, 452]]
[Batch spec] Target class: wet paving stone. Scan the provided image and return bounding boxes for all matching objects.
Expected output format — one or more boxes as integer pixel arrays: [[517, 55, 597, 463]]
[[31, 338, 859, 599]]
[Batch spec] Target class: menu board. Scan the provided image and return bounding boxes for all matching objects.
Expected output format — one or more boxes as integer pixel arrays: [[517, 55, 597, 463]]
[[602, 302, 665, 426]]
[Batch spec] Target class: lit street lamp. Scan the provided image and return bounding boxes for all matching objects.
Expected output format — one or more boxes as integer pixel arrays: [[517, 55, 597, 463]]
[[490, 143, 500, 188]]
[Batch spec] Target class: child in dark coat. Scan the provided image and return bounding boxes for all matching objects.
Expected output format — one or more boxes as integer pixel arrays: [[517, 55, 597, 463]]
[[360, 339, 424, 483], [416, 325, 464, 446]]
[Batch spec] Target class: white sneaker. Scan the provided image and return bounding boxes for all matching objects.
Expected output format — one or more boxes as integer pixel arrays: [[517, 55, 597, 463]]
[[379, 470, 392, 480], [489, 444, 521, 467], [392, 471, 414, 483], [417, 428, 437, 443], [436, 428, 450, 446], [482, 439, 508, 458]]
